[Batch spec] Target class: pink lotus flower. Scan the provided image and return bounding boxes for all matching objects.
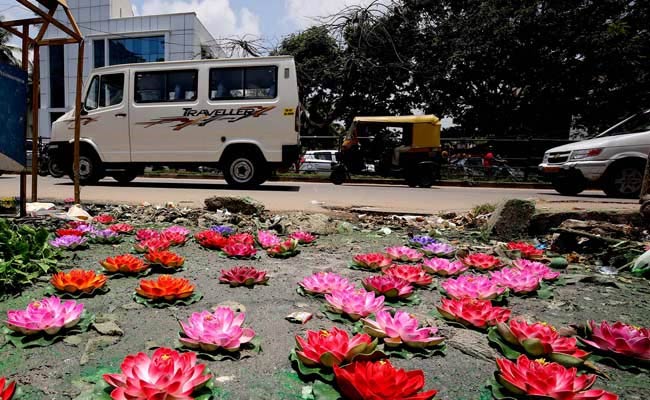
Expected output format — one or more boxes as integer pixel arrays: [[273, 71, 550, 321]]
[[136, 228, 161, 242], [134, 237, 171, 253], [462, 253, 502, 270], [299, 272, 354, 295], [179, 307, 256, 352], [441, 275, 507, 300], [490, 268, 543, 294], [257, 230, 282, 249], [223, 242, 257, 258], [513, 259, 560, 281], [289, 231, 316, 244], [220, 266, 269, 287], [383, 264, 433, 287], [423, 258, 468, 276], [5, 296, 84, 335], [362, 310, 444, 349], [580, 321, 650, 361], [421, 242, 455, 257], [325, 289, 385, 321], [228, 233, 256, 246], [437, 298, 511, 329], [108, 223, 134, 234], [162, 225, 191, 237], [103, 348, 212, 399], [385, 246, 423, 262], [295, 327, 377, 368], [507, 242, 544, 259], [267, 239, 299, 257], [49, 235, 88, 250], [161, 231, 188, 246], [352, 253, 393, 270], [362, 275, 414, 300]]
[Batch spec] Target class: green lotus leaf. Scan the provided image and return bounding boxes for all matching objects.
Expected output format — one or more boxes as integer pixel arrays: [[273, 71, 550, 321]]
[[296, 286, 323, 298], [289, 350, 335, 382], [380, 342, 446, 360], [178, 337, 262, 362], [549, 352, 585, 367], [487, 327, 522, 360], [521, 338, 546, 356], [133, 292, 203, 309], [312, 380, 342, 400], [47, 285, 110, 299]]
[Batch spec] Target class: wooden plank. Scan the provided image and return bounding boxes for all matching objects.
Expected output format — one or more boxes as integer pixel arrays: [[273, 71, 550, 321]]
[[62, 7, 82, 39], [31, 45, 40, 201], [0, 17, 44, 27], [0, 25, 29, 40], [19, 24, 29, 217], [34, 7, 56, 43], [15, 0, 81, 41], [73, 40, 85, 204], [38, 37, 79, 46]]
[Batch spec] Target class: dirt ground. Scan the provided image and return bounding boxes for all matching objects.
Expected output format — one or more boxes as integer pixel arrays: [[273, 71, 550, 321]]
[[1, 226, 649, 400]]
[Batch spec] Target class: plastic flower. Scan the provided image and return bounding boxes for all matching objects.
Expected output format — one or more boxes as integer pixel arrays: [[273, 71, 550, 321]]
[[385, 246, 423, 262], [423, 258, 468, 276], [257, 230, 282, 249], [195, 230, 228, 249], [333, 360, 438, 400], [362, 275, 414, 300], [50, 235, 88, 250], [144, 250, 185, 269], [108, 223, 134, 234], [162, 225, 191, 237], [134, 237, 171, 253], [136, 275, 195, 301], [513, 259, 560, 281], [223, 242, 257, 258], [295, 327, 377, 368], [352, 253, 393, 270], [507, 241, 544, 259], [408, 235, 437, 248], [0, 377, 16, 400], [5, 296, 84, 335], [580, 321, 650, 361], [90, 229, 122, 244], [362, 310, 444, 349], [179, 307, 255, 352], [437, 298, 511, 329], [421, 242, 455, 257], [490, 268, 543, 294], [136, 228, 161, 242], [220, 266, 269, 287], [93, 214, 114, 224], [496, 355, 618, 400], [462, 253, 502, 271], [56, 228, 83, 237], [103, 348, 212, 399], [383, 264, 433, 287], [210, 225, 234, 236], [325, 289, 385, 321], [76, 224, 98, 236], [161, 231, 188, 246], [100, 254, 149, 274], [267, 239, 299, 257], [299, 272, 354, 295], [50, 269, 107, 295], [228, 233, 255, 246], [289, 231, 316, 244], [441, 275, 507, 300]]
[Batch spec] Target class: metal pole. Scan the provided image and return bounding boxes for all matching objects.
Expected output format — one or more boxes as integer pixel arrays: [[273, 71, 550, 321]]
[[31, 44, 40, 201], [73, 40, 84, 204], [19, 24, 29, 217]]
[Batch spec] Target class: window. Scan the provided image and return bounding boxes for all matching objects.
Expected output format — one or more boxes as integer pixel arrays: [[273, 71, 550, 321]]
[[84, 73, 124, 110], [314, 152, 333, 161], [109, 36, 164, 66], [134, 70, 198, 103], [49, 45, 65, 108], [85, 76, 99, 110], [209, 66, 277, 100], [94, 39, 105, 68], [597, 111, 650, 137]]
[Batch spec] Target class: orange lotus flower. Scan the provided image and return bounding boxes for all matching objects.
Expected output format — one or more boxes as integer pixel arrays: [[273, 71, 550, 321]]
[[136, 275, 195, 301], [144, 250, 185, 269], [101, 254, 150, 274], [50, 269, 107, 294]]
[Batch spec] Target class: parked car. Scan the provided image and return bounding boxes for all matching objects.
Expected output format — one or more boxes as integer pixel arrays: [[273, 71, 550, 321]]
[[539, 109, 650, 198], [300, 150, 376, 174]]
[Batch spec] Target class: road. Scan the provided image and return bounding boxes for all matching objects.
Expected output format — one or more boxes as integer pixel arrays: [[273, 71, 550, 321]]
[[0, 175, 638, 214]]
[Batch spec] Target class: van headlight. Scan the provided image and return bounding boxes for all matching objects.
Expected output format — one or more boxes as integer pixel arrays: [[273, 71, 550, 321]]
[[570, 148, 603, 160]]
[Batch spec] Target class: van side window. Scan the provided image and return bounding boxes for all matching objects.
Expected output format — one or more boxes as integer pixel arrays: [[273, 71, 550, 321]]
[[99, 74, 124, 107], [84, 76, 100, 110], [134, 70, 198, 103], [209, 66, 278, 100]]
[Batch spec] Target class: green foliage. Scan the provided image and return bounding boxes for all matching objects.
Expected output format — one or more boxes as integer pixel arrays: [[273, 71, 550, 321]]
[[0, 218, 60, 295]]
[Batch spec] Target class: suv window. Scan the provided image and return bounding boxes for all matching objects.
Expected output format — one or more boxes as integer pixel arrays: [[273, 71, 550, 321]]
[[209, 66, 278, 100], [84, 73, 124, 110], [598, 111, 650, 137], [135, 70, 198, 103], [313, 152, 333, 161]]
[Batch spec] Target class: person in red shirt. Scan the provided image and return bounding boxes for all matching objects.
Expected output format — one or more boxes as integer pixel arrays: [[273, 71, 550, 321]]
[[483, 148, 495, 176]]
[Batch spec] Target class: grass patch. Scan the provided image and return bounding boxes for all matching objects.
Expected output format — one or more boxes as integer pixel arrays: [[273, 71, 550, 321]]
[[472, 203, 496, 215]]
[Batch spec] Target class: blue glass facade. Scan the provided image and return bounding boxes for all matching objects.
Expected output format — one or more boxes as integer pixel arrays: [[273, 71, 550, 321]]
[[108, 36, 165, 66]]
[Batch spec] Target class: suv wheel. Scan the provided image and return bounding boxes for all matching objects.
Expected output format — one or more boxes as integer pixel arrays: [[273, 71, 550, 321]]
[[604, 161, 644, 198], [223, 153, 264, 188], [551, 177, 586, 196]]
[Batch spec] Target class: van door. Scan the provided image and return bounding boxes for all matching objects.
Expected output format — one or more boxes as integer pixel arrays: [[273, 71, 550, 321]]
[[82, 72, 130, 162]]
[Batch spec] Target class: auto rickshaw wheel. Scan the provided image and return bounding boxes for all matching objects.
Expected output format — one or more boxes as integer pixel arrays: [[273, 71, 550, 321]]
[[330, 165, 347, 185]]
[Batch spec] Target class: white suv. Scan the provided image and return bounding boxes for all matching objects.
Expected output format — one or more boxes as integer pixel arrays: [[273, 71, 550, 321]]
[[539, 109, 650, 198]]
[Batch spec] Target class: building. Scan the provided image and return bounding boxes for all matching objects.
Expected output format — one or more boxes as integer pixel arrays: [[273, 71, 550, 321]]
[[38, 0, 223, 138]]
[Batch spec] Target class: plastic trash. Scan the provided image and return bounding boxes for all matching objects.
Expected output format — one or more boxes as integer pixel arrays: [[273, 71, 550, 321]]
[[66, 204, 92, 221]]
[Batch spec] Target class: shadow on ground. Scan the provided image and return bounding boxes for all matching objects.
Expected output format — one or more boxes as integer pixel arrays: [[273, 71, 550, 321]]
[[55, 180, 301, 192]]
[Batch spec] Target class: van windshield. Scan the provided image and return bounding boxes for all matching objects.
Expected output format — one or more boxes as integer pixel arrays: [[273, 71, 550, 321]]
[[597, 110, 650, 137]]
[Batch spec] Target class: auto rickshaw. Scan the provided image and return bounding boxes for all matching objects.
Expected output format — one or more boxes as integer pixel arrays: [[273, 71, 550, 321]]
[[330, 115, 443, 187]]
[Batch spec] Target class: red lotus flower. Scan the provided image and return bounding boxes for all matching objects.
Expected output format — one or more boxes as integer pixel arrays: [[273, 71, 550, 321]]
[[56, 228, 84, 237], [362, 275, 414, 300], [462, 253, 502, 271], [352, 253, 393, 270], [136, 228, 161, 242], [66, 221, 87, 229], [383, 264, 433, 287], [507, 242, 543, 259], [295, 327, 377, 368], [101, 254, 150, 274], [93, 214, 115, 224], [289, 231, 316, 244], [161, 231, 188, 246], [136, 275, 195, 301], [108, 223, 134, 234], [220, 266, 269, 287], [134, 237, 172, 253], [496, 355, 618, 399], [580, 321, 650, 361], [194, 230, 229, 249], [50, 269, 108, 294], [228, 233, 255, 246], [144, 250, 185, 269], [437, 298, 510, 329], [0, 377, 16, 400], [223, 242, 257, 258], [333, 360, 437, 400]]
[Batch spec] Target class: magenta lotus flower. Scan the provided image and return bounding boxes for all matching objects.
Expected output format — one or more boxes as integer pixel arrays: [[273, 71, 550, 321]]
[[289, 231, 316, 244], [76, 224, 99, 235], [103, 348, 212, 399], [441, 275, 507, 300], [179, 307, 256, 352], [352, 253, 394, 270], [513, 259, 560, 281], [299, 272, 354, 295], [136, 228, 161, 242], [295, 327, 377, 368], [219, 266, 269, 287], [257, 230, 282, 249], [383, 264, 433, 287], [385, 246, 423, 262], [490, 268, 543, 294], [5, 296, 84, 335], [423, 258, 469, 276], [421, 242, 455, 257], [49, 235, 88, 250], [362, 275, 414, 300], [362, 310, 444, 349], [580, 321, 650, 361], [325, 289, 385, 321], [162, 225, 191, 237]]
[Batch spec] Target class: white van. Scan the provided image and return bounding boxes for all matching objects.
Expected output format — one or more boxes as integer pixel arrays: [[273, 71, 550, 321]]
[[48, 56, 301, 187]]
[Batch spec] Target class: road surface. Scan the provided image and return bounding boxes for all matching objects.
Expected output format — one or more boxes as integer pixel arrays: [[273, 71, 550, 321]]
[[0, 175, 638, 214]]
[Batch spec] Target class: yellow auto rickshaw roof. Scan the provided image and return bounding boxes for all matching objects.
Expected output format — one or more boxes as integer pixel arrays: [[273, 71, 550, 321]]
[[352, 115, 441, 124]]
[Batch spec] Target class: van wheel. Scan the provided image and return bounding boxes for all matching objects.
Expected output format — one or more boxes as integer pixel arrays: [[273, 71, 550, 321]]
[[70, 154, 103, 185], [223, 153, 263, 188], [112, 170, 139, 184], [551, 177, 585, 196], [603, 161, 644, 198]]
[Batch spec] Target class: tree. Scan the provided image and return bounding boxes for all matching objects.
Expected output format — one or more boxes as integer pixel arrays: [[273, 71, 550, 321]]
[[0, 18, 21, 67]]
